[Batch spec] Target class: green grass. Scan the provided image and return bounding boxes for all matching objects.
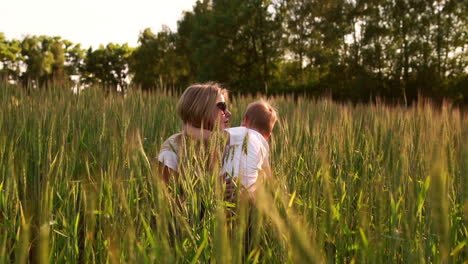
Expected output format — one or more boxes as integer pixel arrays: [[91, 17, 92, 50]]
[[0, 84, 466, 263]]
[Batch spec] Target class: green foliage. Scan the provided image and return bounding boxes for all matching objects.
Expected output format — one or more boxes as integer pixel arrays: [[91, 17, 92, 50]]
[[0, 0, 466, 102], [0, 33, 23, 81], [20, 35, 56, 86], [63, 40, 85, 77], [279, 0, 467, 103], [81, 43, 132, 91], [0, 83, 466, 263], [176, 0, 283, 93], [18, 35, 85, 88], [0, 34, 87, 88], [129, 27, 188, 91]]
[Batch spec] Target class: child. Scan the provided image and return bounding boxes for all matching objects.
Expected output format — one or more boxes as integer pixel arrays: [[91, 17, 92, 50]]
[[185, 100, 278, 194]]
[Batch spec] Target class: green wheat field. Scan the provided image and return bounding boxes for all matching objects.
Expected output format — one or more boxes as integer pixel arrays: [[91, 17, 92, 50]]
[[0, 84, 466, 263]]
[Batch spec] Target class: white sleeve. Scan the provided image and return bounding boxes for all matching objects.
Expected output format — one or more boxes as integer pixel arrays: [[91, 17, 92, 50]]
[[240, 143, 263, 189], [158, 150, 178, 171]]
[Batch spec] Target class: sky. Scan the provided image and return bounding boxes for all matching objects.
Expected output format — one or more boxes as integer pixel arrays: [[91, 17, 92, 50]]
[[0, 0, 197, 49]]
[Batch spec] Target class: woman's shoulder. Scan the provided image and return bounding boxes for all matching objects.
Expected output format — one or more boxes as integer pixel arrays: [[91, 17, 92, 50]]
[[158, 133, 182, 171], [160, 132, 183, 153], [166, 132, 183, 143]]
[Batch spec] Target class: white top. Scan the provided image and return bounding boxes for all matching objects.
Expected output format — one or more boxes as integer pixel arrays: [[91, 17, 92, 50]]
[[158, 134, 179, 171], [222, 127, 270, 191], [158, 127, 271, 192], [158, 150, 178, 171]]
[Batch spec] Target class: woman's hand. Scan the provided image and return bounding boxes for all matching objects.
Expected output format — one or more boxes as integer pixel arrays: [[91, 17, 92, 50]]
[[224, 177, 237, 203], [159, 163, 176, 185]]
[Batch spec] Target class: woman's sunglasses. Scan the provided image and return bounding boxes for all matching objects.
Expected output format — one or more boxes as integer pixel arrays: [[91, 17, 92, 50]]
[[216, 102, 227, 113]]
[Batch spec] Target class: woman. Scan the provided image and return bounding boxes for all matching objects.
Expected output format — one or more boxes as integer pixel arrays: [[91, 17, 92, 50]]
[[158, 82, 232, 183]]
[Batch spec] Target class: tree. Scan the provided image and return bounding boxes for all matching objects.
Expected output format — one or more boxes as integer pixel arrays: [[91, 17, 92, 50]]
[[81, 43, 132, 92], [63, 40, 85, 77], [19, 35, 70, 87], [281, 0, 315, 85], [0, 33, 23, 82], [176, 0, 283, 93], [49, 38, 66, 84], [129, 27, 187, 91], [21, 36, 53, 87]]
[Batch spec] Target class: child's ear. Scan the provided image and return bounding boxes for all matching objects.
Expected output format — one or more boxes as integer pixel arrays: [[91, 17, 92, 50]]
[[264, 133, 271, 140]]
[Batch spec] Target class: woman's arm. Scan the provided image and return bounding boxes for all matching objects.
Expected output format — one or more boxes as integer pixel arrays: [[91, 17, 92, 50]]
[[158, 149, 179, 184], [160, 163, 175, 184], [224, 177, 259, 204], [224, 176, 237, 203]]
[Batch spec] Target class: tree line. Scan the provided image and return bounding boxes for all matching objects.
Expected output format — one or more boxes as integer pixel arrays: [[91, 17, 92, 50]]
[[1, 0, 466, 104]]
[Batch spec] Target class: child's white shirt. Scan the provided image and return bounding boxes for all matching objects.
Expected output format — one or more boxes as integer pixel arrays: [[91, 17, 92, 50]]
[[222, 127, 271, 191]]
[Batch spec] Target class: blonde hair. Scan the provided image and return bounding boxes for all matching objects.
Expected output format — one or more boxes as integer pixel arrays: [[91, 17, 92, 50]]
[[177, 82, 228, 130], [244, 100, 278, 137]]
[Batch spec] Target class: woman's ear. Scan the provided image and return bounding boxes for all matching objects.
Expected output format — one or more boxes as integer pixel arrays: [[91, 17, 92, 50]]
[[263, 133, 271, 140]]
